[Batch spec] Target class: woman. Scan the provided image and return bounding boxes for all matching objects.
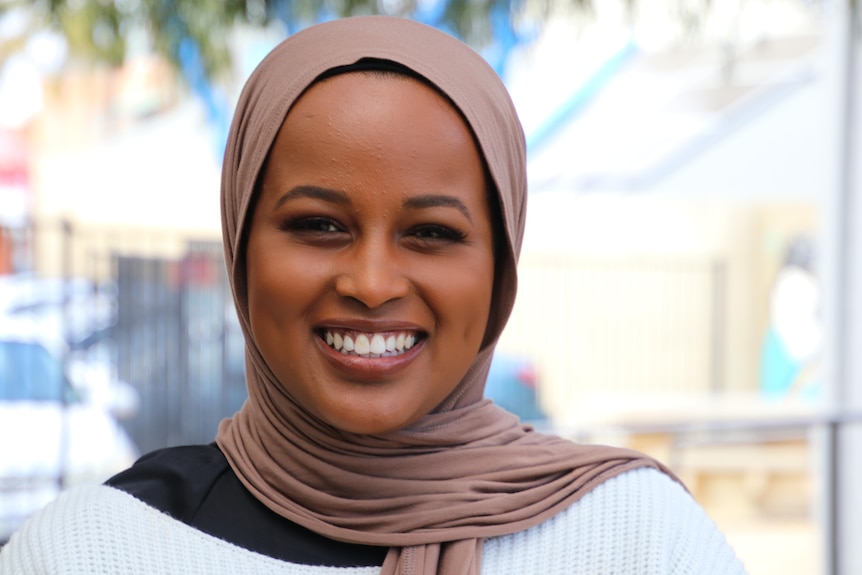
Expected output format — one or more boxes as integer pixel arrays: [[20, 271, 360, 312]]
[[0, 16, 746, 575]]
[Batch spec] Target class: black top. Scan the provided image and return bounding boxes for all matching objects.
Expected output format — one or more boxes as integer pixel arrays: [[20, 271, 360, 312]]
[[106, 443, 387, 567]]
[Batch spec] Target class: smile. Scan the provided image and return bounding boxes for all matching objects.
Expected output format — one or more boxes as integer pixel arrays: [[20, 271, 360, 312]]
[[321, 329, 421, 358]]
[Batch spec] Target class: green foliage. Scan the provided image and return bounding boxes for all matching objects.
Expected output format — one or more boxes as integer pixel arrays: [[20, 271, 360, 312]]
[[12, 0, 590, 78], [4, 0, 822, 81]]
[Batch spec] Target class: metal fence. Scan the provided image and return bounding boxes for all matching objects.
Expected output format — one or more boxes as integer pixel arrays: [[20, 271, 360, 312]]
[[7, 221, 248, 454], [113, 244, 246, 454], [1, 221, 250, 541]]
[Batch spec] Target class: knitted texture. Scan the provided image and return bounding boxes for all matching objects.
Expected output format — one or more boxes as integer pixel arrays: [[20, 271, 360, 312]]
[[0, 468, 747, 575]]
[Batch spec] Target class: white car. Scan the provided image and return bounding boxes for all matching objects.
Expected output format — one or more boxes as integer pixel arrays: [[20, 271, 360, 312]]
[[0, 329, 139, 541]]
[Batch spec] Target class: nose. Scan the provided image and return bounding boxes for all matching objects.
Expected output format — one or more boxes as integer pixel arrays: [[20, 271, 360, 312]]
[[334, 238, 410, 309]]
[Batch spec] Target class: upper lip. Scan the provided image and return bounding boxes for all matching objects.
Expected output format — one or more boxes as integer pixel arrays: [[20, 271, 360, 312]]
[[315, 318, 425, 333]]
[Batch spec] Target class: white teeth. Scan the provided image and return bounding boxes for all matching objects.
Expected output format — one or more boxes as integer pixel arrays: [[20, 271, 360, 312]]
[[354, 334, 370, 355], [371, 334, 386, 354], [342, 335, 355, 352], [322, 330, 419, 357]]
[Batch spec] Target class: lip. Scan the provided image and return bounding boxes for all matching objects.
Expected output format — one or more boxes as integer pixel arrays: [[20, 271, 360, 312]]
[[316, 318, 425, 332], [315, 319, 426, 380]]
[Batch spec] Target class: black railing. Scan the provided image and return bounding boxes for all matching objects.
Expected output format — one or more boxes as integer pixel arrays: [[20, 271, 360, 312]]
[[113, 245, 246, 454]]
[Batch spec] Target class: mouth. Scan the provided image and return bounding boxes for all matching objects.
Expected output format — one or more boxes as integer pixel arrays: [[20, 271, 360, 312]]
[[318, 329, 424, 358]]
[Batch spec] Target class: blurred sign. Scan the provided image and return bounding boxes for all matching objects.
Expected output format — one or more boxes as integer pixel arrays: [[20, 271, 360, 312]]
[[0, 129, 29, 228]]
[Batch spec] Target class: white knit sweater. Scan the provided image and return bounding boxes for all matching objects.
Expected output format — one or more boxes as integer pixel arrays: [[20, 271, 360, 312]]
[[0, 467, 746, 574]]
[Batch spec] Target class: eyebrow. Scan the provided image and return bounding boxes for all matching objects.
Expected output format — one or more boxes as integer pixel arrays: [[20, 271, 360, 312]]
[[402, 195, 473, 223], [274, 186, 351, 209]]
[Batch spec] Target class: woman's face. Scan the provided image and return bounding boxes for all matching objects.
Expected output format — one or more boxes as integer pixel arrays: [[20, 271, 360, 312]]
[[246, 72, 496, 435]]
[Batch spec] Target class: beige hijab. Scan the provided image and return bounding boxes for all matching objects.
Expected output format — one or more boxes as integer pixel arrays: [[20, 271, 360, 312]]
[[217, 15, 673, 575]]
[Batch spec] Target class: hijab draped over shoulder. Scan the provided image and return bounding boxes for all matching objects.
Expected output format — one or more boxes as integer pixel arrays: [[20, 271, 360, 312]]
[[217, 15, 672, 575]]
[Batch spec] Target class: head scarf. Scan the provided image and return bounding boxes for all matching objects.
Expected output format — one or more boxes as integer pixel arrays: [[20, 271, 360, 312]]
[[217, 16, 674, 575]]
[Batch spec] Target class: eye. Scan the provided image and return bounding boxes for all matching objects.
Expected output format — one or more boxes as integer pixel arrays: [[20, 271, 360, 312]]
[[408, 224, 467, 243], [279, 216, 342, 233]]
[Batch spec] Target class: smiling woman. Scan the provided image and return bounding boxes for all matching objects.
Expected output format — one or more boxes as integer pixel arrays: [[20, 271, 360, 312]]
[[0, 16, 747, 575], [247, 72, 495, 435]]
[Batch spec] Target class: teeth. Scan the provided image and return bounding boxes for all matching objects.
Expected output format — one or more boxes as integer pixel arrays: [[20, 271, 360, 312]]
[[322, 330, 419, 357], [354, 334, 370, 355], [371, 334, 386, 354], [343, 335, 355, 352]]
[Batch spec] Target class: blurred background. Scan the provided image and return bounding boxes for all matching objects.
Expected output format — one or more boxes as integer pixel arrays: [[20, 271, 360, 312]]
[[1, 0, 861, 573]]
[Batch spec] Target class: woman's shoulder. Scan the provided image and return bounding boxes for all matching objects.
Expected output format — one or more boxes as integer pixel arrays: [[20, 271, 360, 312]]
[[482, 466, 748, 575], [0, 483, 379, 575], [105, 442, 229, 521], [107, 443, 388, 567]]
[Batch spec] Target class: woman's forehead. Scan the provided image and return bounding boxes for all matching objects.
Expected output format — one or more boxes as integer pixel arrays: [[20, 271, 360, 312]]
[[264, 72, 487, 204], [286, 70, 474, 145]]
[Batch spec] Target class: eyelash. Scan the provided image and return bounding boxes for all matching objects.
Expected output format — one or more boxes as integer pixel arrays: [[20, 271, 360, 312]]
[[278, 217, 343, 234], [409, 224, 467, 243], [278, 217, 467, 245]]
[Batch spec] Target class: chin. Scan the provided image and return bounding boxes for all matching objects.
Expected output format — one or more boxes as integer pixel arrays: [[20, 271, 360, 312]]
[[326, 409, 420, 436], [335, 419, 410, 436]]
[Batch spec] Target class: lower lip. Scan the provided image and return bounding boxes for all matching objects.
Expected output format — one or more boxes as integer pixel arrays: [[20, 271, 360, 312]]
[[317, 336, 424, 380]]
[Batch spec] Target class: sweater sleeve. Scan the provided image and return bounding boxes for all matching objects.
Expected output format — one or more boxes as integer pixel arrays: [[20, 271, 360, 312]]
[[580, 467, 748, 575], [1, 498, 54, 574], [647, 469, 748, 575], [481, 466, 749, 575], [0, 484, 115, 575], [0, 484, 381, 575]]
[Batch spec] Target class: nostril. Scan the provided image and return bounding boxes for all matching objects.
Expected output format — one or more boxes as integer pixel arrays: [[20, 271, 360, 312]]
[[334, 268, 409, 310]]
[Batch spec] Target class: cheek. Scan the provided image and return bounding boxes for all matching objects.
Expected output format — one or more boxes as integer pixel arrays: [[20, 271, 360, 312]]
[[246, 235, 323, 338], [246, 249, 325, 388], [434, 255, 495, 343]]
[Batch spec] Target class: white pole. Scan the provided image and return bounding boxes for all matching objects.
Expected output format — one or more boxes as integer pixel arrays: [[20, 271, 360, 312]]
[[824, 1, 862, 573]]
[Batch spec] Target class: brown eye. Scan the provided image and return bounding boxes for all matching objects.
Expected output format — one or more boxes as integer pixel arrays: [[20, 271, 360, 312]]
[[409, 225, 467, 243], [279, 217, 344, 234]]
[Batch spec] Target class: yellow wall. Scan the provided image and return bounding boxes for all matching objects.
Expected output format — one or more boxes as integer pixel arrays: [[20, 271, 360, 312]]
[[496, 194, 817, 424]]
